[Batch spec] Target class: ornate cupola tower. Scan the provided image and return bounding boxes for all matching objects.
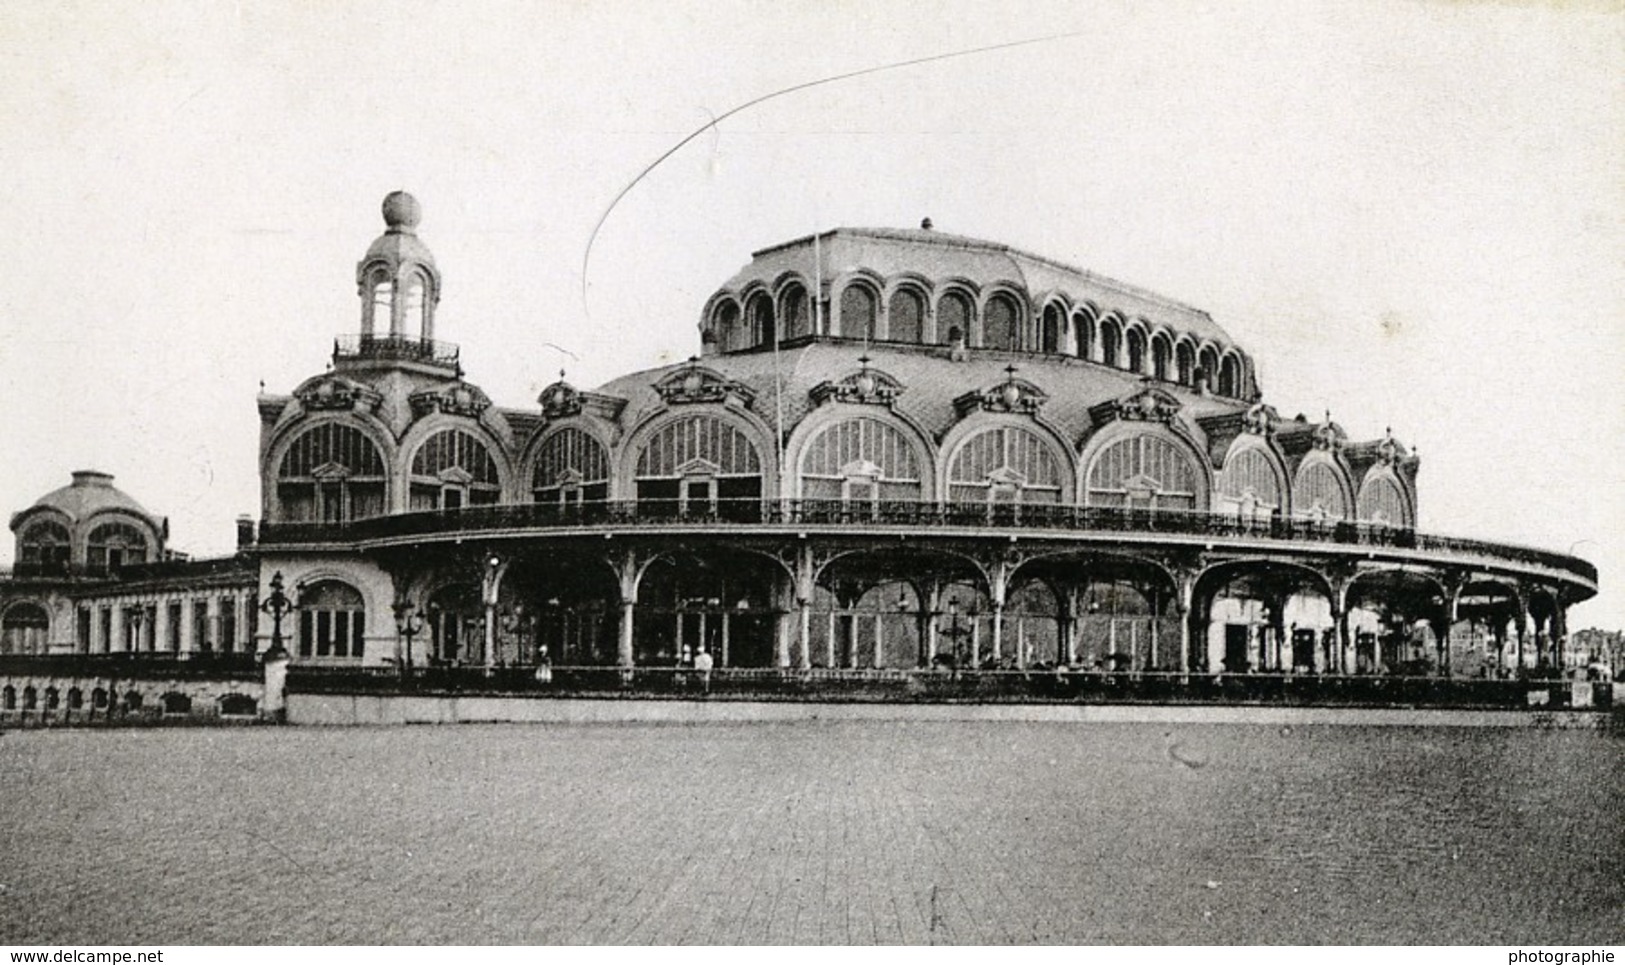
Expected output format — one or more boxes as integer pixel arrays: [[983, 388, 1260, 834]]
[[357, 190, 440, 340], [335, 191, 459, 376]]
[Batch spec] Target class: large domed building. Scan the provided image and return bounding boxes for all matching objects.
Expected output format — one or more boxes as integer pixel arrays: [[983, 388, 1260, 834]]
[[236, 194, 1593, 681]]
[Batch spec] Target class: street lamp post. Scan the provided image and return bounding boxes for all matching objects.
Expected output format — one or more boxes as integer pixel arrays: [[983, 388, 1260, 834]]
[[260, 571, 298, 661], [394, 600, 425, 683]]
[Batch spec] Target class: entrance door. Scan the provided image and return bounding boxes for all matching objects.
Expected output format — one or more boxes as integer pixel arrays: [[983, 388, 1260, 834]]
[[1224, 624, 1251, 673]]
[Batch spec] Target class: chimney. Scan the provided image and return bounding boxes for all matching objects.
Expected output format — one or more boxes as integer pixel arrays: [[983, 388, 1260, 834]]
[[236, 515, 256, 548]]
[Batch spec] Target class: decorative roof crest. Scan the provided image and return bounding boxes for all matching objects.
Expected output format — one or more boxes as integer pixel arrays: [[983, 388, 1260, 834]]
[[409, 380, 492, 419], [295, 375, 382, 413], [654, 362, 756, 408], [1242, 402, 1279, 435], [1091, 384, 1183, 425], [954, 365, 1049, 417], [810, 357, 905, 408]]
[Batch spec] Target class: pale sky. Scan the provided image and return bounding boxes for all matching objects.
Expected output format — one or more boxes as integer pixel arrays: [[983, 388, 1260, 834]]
[[1, 1, 1620, 625]]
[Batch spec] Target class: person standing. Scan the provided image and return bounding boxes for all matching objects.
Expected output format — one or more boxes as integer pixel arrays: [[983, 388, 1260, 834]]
[[693, 647, 714, 694]]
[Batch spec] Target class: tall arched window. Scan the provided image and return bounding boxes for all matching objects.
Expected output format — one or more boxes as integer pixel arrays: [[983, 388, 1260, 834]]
[[1125, 328, 1146, 374], [410, 429, 501, 510], [403, 274, 427, 337], [840, 284, 877, 341], [1175, 342, 1195, 385], [747, 292, 775, 348], [297, 580, 365, 660], [1, 604, 49, 655], [800, 418, 923, 504], [1198, 346, 1220, 389], [938, 291, 972, 345], [948, 426, 1063, 505], [1218, 446, 1282, 519], [1086, 434, 1201, 510], [1218, 355, 1241, 397], [711, 301, 741, 352], [278, 423, 387, 523], [1074, 308, 1095, 360], [1292, 459, 1348, 521], [983, 293, 1020, 351], [1100, 319, 1122, 368], [888, 288, 924, 344], [86, 522, 148, 572], [18, 520, 70, 569], [367, 272, 392, 336], [533, 427, 610, 506], [635, 415, 763, 518], [1152, 336, 1171, 381], [1039, 305, 1063, 354], [780, 284, 811, 339], [1357, 473, 1409, 527]]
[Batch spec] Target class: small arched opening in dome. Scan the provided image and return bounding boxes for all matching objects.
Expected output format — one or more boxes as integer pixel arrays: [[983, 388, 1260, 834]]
[[779, 283, 811, 340], [1073, 307, 1095, 360], [1175, 340, 1195, 386], [839, 283, 878, 342], [1151, 333, 1172, 382], [1039, 303, 1064, 354], [982, 292, 1021, 352], [711, 300, 742, 352], [1099, 317, 1122, 368], [1198, 345, 1221, 391], [937, 290, 973, 346], [1125, 326, 1146, 375], [1218, 353, 1242, 398], [746, 291, 775, 348], [887, 287, 925, 344]]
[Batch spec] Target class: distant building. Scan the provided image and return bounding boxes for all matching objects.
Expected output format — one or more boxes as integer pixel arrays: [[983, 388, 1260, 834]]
[[0, 193, 1597, 681]]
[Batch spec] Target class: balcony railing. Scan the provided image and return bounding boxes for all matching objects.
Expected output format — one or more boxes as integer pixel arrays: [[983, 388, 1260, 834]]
[[253, 499, 1599, 585], [3, 556, 253, 583], [333, 333, 460, 368], [0, 652, 262, 680]]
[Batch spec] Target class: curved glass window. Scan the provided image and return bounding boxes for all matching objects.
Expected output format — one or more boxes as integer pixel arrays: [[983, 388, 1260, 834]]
[[410, 429, 501, 510], [1086, 434, 1201, 510], [938, 291, 972, 345], [948, 426, 1062, 504], [635, 415, 763, 517], [800, 418, 923, 502], [533, 427, 610, 506], [1218, 446, 1282, 516], [19, 519, 69, 568], [1357, 474, 1409, 526], [1293, 459, 1348, 521], [840, 285, 877, 341], [888, 289, 924, 344], [297, 580, 365, 660], [983, 294, 1020, 351], [277, 423, 388, 523], [86, 522, 148, 571]]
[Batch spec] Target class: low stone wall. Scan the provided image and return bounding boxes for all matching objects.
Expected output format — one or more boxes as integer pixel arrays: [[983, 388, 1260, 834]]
[[288, 692, 1617, 729], [0, 672, 266, 727]]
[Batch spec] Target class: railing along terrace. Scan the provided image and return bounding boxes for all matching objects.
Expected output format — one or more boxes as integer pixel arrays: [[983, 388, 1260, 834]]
[[0, 651, 262, 680], [5, 557, 252, 582], [254, 499, 1598, 583], [282, 665, 1605, 710], [334, 333, 460, 367]]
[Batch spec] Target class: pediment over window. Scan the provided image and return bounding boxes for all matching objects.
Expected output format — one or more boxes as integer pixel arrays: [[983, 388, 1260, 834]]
[[676, 457, 722, 477], [435, 466, 475, 486], [537, 377, 626, 421], [838, 459, 884, 479], [953, 371, 1048, 418], [810, 363, 905, 408], [1089, 386, 1183, 425], [654, 364, 756, 408], [410, 381, 492, 419], [985, 465, 1029, 487], [311, 462, 352, 481], [295, 375, 382, 414]]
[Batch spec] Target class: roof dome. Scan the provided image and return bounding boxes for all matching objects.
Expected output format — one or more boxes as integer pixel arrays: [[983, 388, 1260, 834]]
[[361, 190, 437, 271], [27, 471, 155, 523]]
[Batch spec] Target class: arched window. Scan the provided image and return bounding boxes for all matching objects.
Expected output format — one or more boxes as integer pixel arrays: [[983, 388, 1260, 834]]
[[983, 293, 1020, 351], [888, 288, 924, 344], [297, 580, 365, 660], [1218, 355, 1241, 397], [1152, 336, 1171, 382], [1100, 319, 1122, 368], [1, 603, 49, 655], [800, 418, 923, 504], [938, 291, 972, 345], [1293, 459, 1348, 522], [533, 428, 610, 506], [367, 272, 392, 336], [86, 522, 148, 572], [1175, 342, 1195, 386], [1086, 434, 1201, 510], [403, 274, 427, 337], [1126, 328, 1146, 374], [840, 284, 877, 341], [780, 284, 811, 340], [948, 426, 1063, 505], [410, 429, 502, 511], [747, 292, 775, 348], [1357, 473, 1409, 527], [1198, 346, 1220, 390], [1218, 446, 1282, 519], [1039, 305, 1063, 354], [711, 301, 742, 352], [1074, 308, 1095, 360], [634, 415, 763, 518], [278, 423, 387, 523], [18, 519, 70, 569]]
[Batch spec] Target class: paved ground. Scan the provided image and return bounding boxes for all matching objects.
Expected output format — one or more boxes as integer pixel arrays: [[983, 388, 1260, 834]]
[[0, 721, 1620, 944]]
